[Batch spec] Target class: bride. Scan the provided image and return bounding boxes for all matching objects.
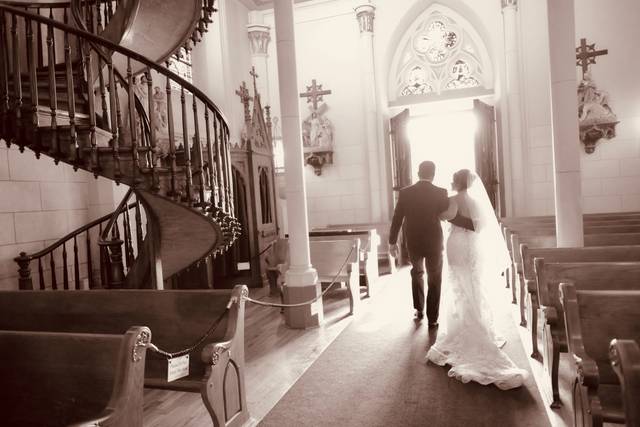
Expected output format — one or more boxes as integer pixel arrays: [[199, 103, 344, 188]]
[[425, 169, 528, 390]]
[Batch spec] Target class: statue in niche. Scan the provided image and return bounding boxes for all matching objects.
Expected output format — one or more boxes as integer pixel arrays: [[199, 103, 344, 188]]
[[578, 72, 616, 125], [302, 109, 333, 150]]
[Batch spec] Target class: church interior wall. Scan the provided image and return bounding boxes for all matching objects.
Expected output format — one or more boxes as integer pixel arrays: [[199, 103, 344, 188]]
[[520, 0, 640, 215], [0, 144, 95, 291], [262, 1, 371, 228]]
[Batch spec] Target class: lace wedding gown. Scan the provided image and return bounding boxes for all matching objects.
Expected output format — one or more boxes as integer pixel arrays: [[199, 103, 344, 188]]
[[425, 188, 528, 390]]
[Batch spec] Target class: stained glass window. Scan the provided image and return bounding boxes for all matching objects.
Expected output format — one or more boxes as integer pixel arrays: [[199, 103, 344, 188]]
[[395, 10, 485, 98]]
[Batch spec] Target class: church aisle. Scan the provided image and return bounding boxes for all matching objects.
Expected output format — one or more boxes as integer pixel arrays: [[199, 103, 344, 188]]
[[260, 268, 551, 427]]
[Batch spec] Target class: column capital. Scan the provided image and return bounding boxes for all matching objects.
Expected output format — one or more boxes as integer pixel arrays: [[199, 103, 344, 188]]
[[501, 0, 517, 10], [247, 23, 271, 55], [354, 3, 375, 33]]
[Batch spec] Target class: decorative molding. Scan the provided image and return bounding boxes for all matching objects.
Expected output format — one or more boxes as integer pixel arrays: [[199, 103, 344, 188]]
[[501, 0, 517, 9], [354, 3, 375, 33], [247, 23, 271, 55]]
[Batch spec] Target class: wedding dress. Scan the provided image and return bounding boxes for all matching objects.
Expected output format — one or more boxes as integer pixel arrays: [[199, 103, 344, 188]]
[[425, 173, 528, 390]]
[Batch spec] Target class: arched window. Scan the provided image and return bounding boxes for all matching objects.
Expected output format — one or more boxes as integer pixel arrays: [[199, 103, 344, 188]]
[[390, 5, 492, 101], [259, 168, 273, 224]]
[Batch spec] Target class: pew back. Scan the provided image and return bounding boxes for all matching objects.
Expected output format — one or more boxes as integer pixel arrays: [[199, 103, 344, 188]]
[[309, 239, 359, 283], [0, 289, 237, 383], [536, 261, 640, 308], [0, 326, 148, 427], [609, 339, 640, 427], [521, 245, 640, 282], [561, 287, 640, 385]]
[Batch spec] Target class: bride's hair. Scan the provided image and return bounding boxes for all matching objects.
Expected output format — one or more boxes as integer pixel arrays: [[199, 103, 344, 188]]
[[453, 169, 474, 191]]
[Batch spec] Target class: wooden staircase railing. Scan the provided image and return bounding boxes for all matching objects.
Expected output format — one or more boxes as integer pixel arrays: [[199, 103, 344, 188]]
[[1, 4, 240, 289], [14, 192, 143, 290]]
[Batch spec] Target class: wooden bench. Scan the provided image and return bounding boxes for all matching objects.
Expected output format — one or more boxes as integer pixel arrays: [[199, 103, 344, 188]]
[[309, 239, 361, 315], [509, 231, 640, 326], [609, 339, 640, 427], [0, 285, 249, 427], [0, 326, 149, 427], [310, 229, 379, 296], [521, 245, 640, 359], [320, 222, 396, 274], [534, 262, 640, 408], [560, 285, 640, 426]]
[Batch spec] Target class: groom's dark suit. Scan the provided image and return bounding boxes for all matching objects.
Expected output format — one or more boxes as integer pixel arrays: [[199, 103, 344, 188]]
[[389, 180, 449, 322]]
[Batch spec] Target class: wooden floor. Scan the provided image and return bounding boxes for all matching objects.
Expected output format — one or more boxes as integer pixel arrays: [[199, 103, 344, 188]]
[[142, 284, 358, 427], [142, 271, 565, 427]]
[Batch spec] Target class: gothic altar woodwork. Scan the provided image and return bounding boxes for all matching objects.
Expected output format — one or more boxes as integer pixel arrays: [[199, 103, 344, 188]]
[[299, 79, 334, 175], [575, 38, 619, 154], [212, 68, 279, 288]]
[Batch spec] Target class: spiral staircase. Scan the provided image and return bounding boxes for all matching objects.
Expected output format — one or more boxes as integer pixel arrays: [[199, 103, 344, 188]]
[[0, 0, 240, 289]]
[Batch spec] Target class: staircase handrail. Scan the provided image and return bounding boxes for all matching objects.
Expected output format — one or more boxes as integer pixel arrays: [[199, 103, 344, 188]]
[[99, 187, 134, 243], [0, 3, 230, 127], [14, 200, 138, 264]]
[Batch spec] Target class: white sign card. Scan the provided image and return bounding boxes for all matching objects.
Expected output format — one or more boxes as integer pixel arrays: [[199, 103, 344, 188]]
[[167, 355, 189, 382]]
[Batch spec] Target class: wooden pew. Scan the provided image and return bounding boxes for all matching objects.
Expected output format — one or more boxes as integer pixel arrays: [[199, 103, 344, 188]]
[[509, 231, 640, 326], [0, 286, 249, 427], [319, 222, 396, 274], [534, 262, 640, 408], [309, 239, 361, 315], [560, 285, 640, 426], [609, 339, 640, 427], [500, 211, 640, 226], [521, 245, 640, 359], [0, 326, 149, 427], [310, 229, 379, 296]]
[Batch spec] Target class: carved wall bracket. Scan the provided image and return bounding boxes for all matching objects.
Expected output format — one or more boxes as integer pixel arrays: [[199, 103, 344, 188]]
[[304, 151, 333, 176]]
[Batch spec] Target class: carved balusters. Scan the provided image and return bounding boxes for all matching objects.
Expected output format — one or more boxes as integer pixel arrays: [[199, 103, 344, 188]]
[[46, 21, 58, 159], [25, 18, 39, 154], [146, 70, 159, 192], [107, 59, 121, 180], [126, 58, 140, 184], [98, 57, 109, 131], [84, 38, 97, 172], [99, 222, 108, 288], [62, 242, 69, 289], [0, 11, 9, 139], [192, 97, 205, 205], [166, 74, 177, 198], [73, 235, 80, 289], [63, 10, 78, 164], [50, 252, 57, 290], [38, 258, 44, 290], [123, 207, 134, 266], [10, 14, 23, 148], [135, 198, 143, 250], [36, 11, 43, 68], [213, 114, 224, 210], [204, 108, 217, 206], [86, 229, 94, 289], [181, 87, 193, 204], [106, 218, 125, 288]]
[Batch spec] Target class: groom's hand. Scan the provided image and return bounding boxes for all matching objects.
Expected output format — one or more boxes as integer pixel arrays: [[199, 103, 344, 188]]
[[389, 243, 399, 259]]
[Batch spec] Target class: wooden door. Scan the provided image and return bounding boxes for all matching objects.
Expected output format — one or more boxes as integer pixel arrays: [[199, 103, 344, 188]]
[[473, 99, 500, 214], [389, 109, 412, 265]]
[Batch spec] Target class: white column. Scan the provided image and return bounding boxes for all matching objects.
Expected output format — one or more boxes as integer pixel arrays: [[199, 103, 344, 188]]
[[355, 2, 382, 223], [501, 0, 527, 216], [247, 12, 271, 103], [273, 0, 321, 328], [546, 0, 584, 246]]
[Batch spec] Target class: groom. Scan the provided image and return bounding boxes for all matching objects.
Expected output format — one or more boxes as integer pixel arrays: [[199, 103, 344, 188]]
[[389, 161, 449, 326]]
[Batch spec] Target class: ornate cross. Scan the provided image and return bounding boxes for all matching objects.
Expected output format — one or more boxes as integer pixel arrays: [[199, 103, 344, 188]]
[[249, 66, 259, 95], [299, 79, 331, 111], [235, 81, 251, 123], [576, 38, 608, 77]]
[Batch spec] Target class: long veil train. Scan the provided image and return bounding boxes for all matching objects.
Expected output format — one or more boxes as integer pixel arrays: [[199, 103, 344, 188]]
[[426, 171, 528, 390]]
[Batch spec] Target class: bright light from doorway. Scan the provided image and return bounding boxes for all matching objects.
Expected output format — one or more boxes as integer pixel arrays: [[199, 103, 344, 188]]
[[407, 109, 477, 193]]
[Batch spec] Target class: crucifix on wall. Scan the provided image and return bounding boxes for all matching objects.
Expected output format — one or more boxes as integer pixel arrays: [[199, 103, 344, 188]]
[[575, 38, 618, 153], [298, 79, 334, 175]]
